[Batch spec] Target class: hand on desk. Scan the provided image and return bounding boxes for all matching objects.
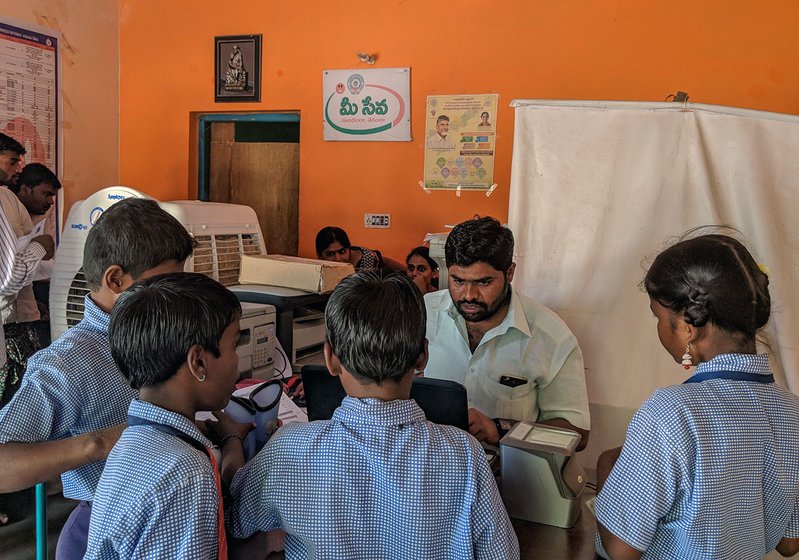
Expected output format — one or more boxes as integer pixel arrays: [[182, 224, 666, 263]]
[[468, 408, 500, 445], [284, 375, 305, 407]]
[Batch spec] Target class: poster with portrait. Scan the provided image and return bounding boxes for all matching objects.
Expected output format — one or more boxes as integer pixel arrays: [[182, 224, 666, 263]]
[[423, 94, 498, 190], [323, 67, 411, 141]]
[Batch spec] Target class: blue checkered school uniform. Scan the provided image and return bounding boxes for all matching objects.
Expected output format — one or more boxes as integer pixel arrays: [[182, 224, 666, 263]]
[[84, 399, 220, 559], [595, 353, 799, 559], [0, 295, 136, 500], [230, 397, 519, 560]]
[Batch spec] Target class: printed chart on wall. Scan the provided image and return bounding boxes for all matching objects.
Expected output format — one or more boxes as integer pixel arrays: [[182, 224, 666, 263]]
[[323, 67, 411, 141], [0, 20, 59, 171], [424, 94, 498, 190]]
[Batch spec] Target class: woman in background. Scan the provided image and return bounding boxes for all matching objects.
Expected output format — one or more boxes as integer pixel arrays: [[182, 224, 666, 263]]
[[595, 233, 799, 560], [406, 246, 439, 294], [315, 226, 403, 272]]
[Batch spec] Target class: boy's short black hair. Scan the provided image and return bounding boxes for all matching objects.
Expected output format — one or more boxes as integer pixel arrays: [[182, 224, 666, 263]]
[[325, 271, 425, 384], [109, 272, 242, 390], [444, 216, 514, 272], [0, 133, 25, 155], [14, 163, 61, 194], [83, 198, 196, 290]]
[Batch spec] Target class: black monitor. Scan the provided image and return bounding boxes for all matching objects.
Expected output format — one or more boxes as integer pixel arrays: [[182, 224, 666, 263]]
[[301, 364, 469, 431]]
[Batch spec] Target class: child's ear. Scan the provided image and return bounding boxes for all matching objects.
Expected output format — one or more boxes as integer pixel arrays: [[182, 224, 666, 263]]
[[186, 345, 206, 382], [415, 339, 429, 372], [103, 265, 133, 295], [323, 342, 342, 376]]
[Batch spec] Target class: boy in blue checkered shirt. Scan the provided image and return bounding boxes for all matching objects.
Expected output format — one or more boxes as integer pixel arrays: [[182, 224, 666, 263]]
[[85, 272, 252, 559], [0, 199, 194, 559], [228, 271, 519, 560]]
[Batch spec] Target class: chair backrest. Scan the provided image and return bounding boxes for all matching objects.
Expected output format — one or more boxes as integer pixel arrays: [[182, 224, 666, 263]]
[[301, 364, 469, 431]]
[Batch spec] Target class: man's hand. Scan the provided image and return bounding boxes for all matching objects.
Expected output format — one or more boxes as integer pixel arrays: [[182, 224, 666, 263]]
[[468, 408, 500, 445], [31, 234, 55, 260]]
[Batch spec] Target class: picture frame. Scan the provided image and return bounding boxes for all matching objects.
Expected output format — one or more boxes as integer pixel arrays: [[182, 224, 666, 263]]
[[215, 34, 262, 102]]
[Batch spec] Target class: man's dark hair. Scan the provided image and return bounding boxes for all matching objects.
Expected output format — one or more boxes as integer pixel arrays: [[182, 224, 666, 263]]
[[13, 163, 61, 194], [315, 226, 351, 257], [444, 216, 514, 272], [436, 115, 450, 124], [0, 133, 25, 155], [109, 272, 241, 390], [83, 198, 196, 290], [325, 271, 425, 385]]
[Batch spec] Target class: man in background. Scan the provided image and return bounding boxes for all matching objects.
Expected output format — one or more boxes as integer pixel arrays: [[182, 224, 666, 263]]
[[11, 163, 61, 347], [0, 133, 55, 407]]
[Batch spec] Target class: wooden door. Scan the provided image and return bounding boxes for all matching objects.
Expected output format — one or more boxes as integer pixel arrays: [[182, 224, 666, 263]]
[[209, 121, 299, 255]]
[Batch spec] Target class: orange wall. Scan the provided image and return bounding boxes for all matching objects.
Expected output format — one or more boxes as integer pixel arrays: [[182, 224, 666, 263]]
[[118, 0, 799, 261]]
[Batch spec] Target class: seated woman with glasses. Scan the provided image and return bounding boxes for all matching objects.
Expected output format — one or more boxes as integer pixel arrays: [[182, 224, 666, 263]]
[[315, 226, 403, 272], [406, 246, 439, 294]]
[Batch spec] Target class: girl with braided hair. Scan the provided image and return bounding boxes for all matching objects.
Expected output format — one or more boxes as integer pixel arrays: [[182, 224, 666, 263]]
[[595, 233, 799, 560]]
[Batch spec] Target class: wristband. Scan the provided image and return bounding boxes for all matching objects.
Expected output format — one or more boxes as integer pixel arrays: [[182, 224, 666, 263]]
[[219, 433, 245, 447]]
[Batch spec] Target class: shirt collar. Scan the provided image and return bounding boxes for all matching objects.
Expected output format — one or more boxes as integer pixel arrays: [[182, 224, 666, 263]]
[[693, 353, 772, 377], [333, 396, 427, 427], [127, 399, 214, 448], [83, 294, 111, 331]]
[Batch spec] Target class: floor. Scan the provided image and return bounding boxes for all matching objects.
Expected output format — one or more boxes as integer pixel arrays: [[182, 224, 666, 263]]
[[0, 489, 75, 560]]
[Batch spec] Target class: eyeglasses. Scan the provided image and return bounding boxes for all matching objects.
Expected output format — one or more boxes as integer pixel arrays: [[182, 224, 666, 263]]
[[322, 247, 349, 259], [407, 263, 430, 273]]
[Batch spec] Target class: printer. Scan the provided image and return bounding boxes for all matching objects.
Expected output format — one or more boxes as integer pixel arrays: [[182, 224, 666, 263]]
[[237, 302, 278, 380], [499, 421, 585, 528]]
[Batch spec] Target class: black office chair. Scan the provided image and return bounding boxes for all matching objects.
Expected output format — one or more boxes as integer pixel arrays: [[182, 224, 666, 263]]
[[300, 364, 469, 431]]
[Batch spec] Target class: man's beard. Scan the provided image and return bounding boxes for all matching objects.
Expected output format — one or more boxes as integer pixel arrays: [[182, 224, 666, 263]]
[[455, 283, 511, 322]]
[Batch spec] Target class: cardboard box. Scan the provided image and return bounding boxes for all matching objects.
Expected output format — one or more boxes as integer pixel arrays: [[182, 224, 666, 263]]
[[239, 254, 354, 293]]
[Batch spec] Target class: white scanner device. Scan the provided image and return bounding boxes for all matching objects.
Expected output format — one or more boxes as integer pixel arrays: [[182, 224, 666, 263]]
[[499, 421, 585, 528]]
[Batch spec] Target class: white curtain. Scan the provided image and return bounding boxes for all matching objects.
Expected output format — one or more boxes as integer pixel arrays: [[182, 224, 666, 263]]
[[508, 100, 799, 419]]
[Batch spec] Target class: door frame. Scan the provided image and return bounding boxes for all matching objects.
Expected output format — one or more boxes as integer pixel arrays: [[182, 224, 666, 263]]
[[195, 112, 300, 201]]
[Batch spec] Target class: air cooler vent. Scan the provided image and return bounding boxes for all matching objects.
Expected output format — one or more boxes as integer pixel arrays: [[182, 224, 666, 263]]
[[66, 269, 90, 328], [192, 233, 262, 286]]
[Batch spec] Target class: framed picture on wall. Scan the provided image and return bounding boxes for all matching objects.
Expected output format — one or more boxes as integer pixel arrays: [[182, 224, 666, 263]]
[[215, 34, 262, 102]]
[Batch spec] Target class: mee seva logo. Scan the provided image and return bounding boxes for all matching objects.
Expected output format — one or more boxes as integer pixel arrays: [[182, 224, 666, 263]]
[[324, 80, 406, 135]]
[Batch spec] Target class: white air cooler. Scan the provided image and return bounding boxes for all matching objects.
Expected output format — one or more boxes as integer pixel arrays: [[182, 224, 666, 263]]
[[50, 186, 266, 339]]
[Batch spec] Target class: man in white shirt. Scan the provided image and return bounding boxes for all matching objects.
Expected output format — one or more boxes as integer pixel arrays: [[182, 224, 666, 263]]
[[0, 134, 55, 407], [11, 163, 61, 347], [426, 114, 456, 150], [424, 216, 590, 449]]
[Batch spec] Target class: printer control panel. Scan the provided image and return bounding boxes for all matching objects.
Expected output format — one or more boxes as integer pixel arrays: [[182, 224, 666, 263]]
[[252, 323, 275, 368]]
